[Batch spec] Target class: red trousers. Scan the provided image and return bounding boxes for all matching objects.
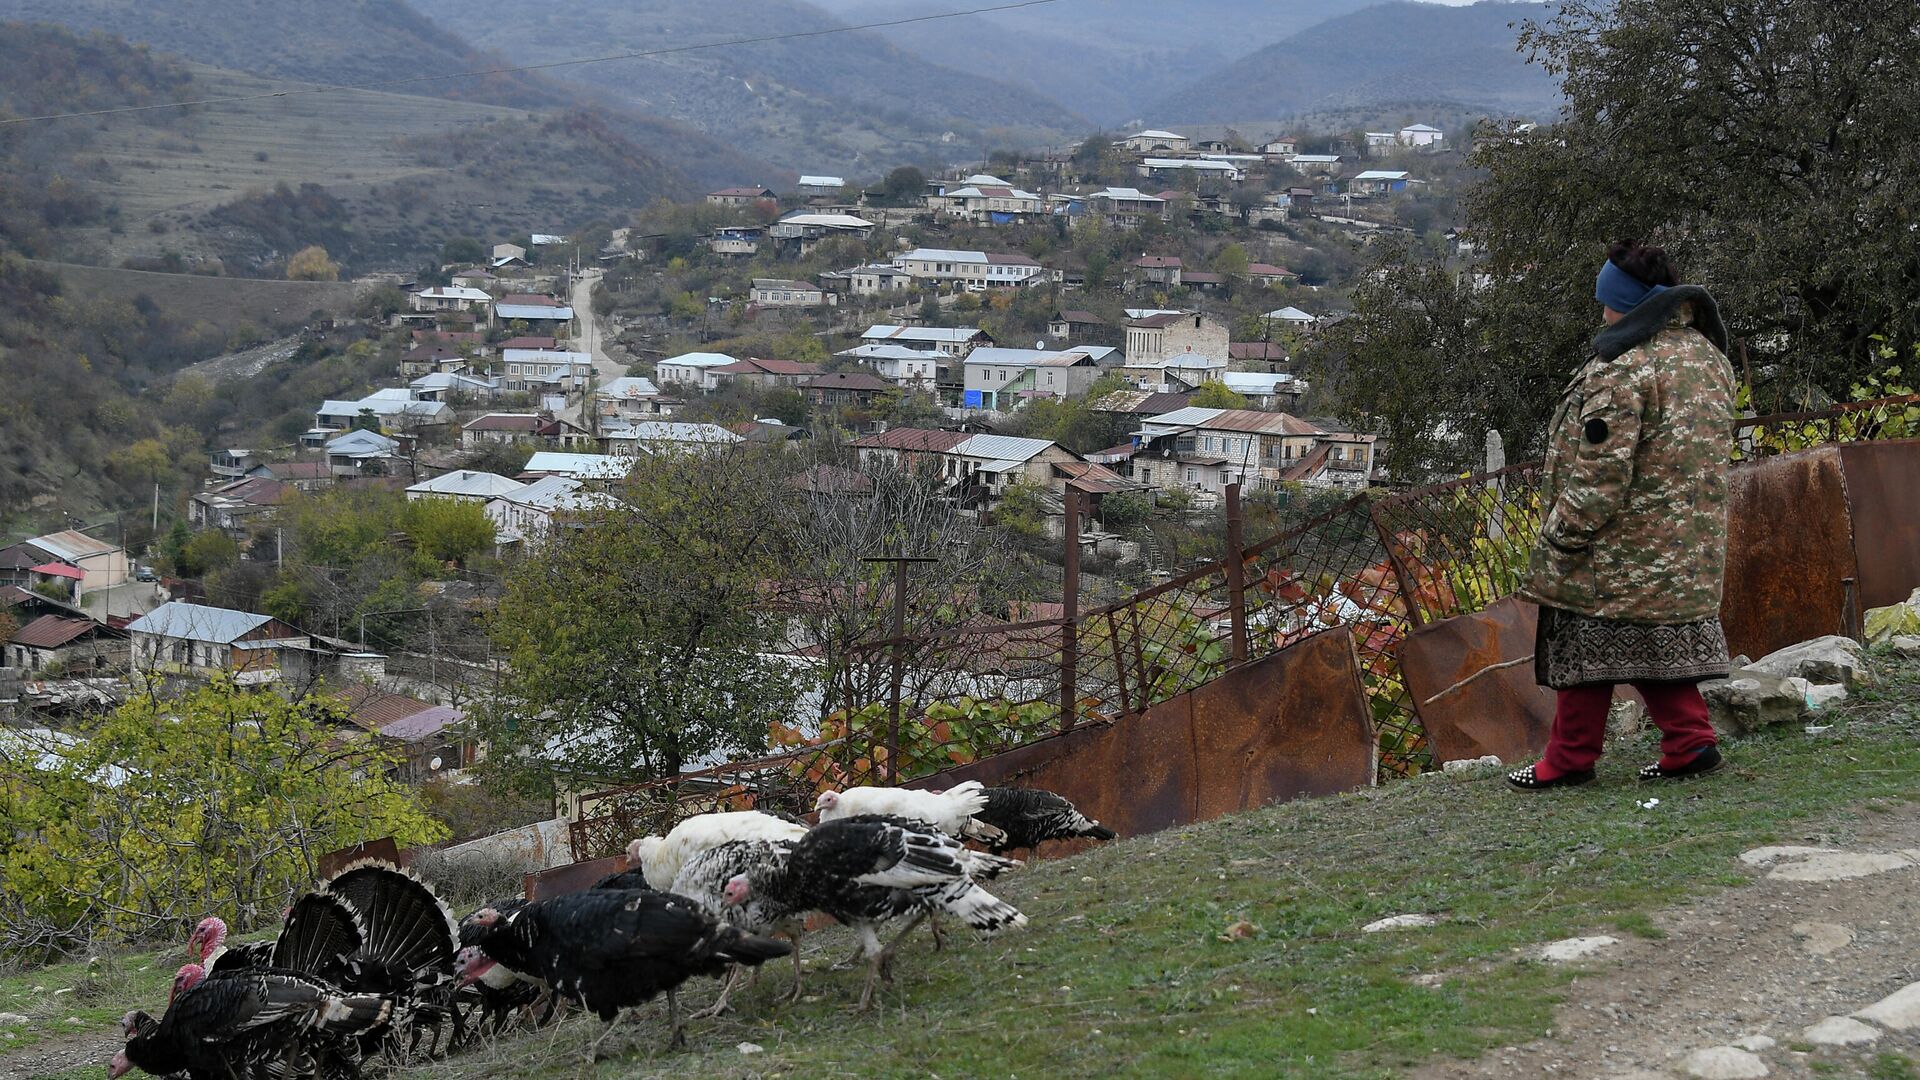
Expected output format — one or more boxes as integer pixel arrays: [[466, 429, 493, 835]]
[[1538, 681, 1717, 779]]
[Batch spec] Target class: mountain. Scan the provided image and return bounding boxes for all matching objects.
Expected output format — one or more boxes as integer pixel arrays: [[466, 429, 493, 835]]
[[1146, 1, 1561, 126], [0, 0, 769, 190], [814, 0, 1381, 125], [407, 0, 1089, 176]]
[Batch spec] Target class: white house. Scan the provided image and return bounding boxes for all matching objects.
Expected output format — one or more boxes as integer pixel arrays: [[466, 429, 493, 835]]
[[1138, 157, 1243, 183], [836, 343, 946, 390], [929, 184, 1046, 223], [1259, 137, 1298, 157], [1398, 123, 1445, 148], [796, 175, 846, 194], [1265, 306, 1318, 329], [1122, 129, 1190, 153], [600, 421, 744, 457], [500, 349, 592, 391], [894, 249, 1045, 289], [127, 601, 309, 684], [1365, 131, 1397, 150], [961, 348, 1105, 411], [843, 263, 912, 296], [521, 451, 634, 480], [410, 286, 493, 321], [751, 278, 828, 307], [859, 325, 992, 356], [1124, 311, 1230, 365], [655, 351, 740, 391], [324, 429, 400, 477], [405, 470, 526, 503], [314, 389, 451, 434], [596, 376, 664, 422], [485, 475, 619, 543]]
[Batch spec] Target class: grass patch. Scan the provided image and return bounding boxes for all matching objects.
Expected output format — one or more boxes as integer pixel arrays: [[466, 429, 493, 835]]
[[1871, 1054, 1920, 1080], [0, 947, 176, 1054], [16, 656, 1920, 1079], [401, 655, 1920, 1079]]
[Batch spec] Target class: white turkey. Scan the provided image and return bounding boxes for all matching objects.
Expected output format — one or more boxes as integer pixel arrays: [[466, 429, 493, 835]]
[[814, 779, 1008, 846], [628, 810, 808, 890]]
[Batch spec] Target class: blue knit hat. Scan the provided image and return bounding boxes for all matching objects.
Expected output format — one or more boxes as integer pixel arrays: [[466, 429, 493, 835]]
[[1595, 259, 1667, 313]]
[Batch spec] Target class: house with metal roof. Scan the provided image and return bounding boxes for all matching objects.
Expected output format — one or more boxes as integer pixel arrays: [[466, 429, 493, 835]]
[[500, 349, 591, 391], [858, 325, 993, 356], [656, 351, 741, 391], [1122, 129, 1190, 153], [893, 249, 1046, 289], [929, 183, 1046, 223], [961, 348, 1106, 410], [600, 421, 744, 457], [494, 302, 575, 326], [313, 390, 452, 435], [126, 601, 311, 684], [485, 475, 621, 544], [324, 429, 401, 478], [1138, 157, 1244, 183], [405, 470, 527, 503], [4, 614, 127, 675], [1348, 169, 1414, 195], [8, 530, 129, 594], [1126, 407, 1375, 495], [188, 477, 290, 539], [521, 452, 634, 480]]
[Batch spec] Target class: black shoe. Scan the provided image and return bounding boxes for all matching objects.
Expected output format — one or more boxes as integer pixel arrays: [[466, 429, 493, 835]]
[[1638, 744, 1723, 781], [1507, 763, 1597, 791]]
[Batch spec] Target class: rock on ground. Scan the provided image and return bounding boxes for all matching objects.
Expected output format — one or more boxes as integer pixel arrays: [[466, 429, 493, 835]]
[[1799, 1015, 1880, 1045], [1789, 921, 1853, 956], [1746, 635, 1865, 687], [1854, 981, 1920, 1031], [1363, 913, 1441, 933], [1764, 850, 1914, 882], [1699, 670, 1806, 736], [1678, 1045, 1769, 1078], [1537, 936, 1619, 962]]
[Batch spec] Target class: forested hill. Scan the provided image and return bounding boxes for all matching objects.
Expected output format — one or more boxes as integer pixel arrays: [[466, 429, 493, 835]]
[[409, 0, 1088, 174], [1147, 1, 1561, 125]]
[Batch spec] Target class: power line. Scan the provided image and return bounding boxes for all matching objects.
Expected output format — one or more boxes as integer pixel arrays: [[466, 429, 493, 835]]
[[0, 0, 1066, 128]]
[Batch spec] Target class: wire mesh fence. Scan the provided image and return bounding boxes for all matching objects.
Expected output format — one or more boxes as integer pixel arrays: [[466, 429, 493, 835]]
[[564, 396, 1920, 857]]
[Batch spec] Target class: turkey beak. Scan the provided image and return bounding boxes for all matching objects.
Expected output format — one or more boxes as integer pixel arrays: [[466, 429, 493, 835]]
[[457, 956, 496, 987], [109, 1050, 133, 1079]]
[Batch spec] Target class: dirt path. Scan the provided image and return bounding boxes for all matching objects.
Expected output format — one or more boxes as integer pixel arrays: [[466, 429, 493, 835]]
[[1412, 799, 1920, 1079]]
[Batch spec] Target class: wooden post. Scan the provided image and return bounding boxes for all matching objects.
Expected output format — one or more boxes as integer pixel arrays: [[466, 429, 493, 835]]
[[1060, 488, 1081, 732], [1224, 483, 1249, 666]]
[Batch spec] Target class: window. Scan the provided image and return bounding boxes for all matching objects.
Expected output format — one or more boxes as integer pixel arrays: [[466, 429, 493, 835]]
[[1331, 447, 1344, 460], [1186, 467, 1197, 482]]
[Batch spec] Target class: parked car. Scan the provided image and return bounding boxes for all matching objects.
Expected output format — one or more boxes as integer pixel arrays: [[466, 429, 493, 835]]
[[135, 565, 158, 582]]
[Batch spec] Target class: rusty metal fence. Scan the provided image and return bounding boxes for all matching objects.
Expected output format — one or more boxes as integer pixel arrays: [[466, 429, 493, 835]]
[[566, 396, 1920, 859]]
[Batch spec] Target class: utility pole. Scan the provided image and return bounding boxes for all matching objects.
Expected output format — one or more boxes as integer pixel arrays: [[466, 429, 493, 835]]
[[862, 554, 937, 784]]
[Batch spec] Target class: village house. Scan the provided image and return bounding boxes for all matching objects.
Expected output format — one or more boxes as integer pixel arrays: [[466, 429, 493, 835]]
[[796, 175, 846, 198], [730, 419, 809, 447], [1288, 153, 1345, 176], [459, 413, 594, 451], [127, 601, 311, 684], [750, 279, 828, 307], [493, 294, 574, 334], [1125, 407, 1377, 495], [409, 286, 493, 323], [401, 343, 468, 377], [1124, 310, 1231, 364], [709, 226, 765, 257], [1220, 371, 1308, 410], [706, 185, 776, 207], [835, 344, 947, 390], [333, 684, 469, 781], [1348, 170, 1414, 196], [448, 268, 496, 290], [1398, 123, 1444, 148], [894, 249, 1046, 290], [595, 376, 665, 422], [4, 614, 127, 676], [188, 477, 288, 540], [1246, 263, 1298, 287], [1120, 350, 1229, 392], [312, 389, 452, 438], [1122, 129, 1190, 153], [208, 448, 261, 479], [859, 325, 993, 356], [831, 263, 913, 296], [485, 475, 619, 544], [405, 470, 526, 504], [804, 371, 893, 412], [323, 429, 402, 478], [1138, 157, 1243, 184], [600, 421, 744, 457], [253, 460, 333, 491], [929, 182, 1047, 224], [768, 212, 873, 256], [1086, 187, 1167, 227], [1228, 342, 1287, 364], [492, 243, 527, 264], [0, 531, 129, 598], [1365, 131, 1398, 151], [1131, 255, 1184, 288], [1265, 306, 1319, 332], [708, 357, 823, 390], [1047, 310, 1112, 345], [521, 451, 633, 480], [409, 371, 502, 404], [656, 351, 741, 391], [962, 348, 1106, 411], [500, 349, 592, 392], [1259, 137, 1298, 157]]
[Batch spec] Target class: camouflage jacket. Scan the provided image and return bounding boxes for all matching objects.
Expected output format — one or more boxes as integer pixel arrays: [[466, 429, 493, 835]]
[[1520, 286, 1735, 623]]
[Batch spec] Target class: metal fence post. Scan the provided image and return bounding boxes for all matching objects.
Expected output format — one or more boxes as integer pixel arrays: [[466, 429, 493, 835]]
[[1224, 482, 1250, 666], [1060, 487, 1080, 732], [887, 557, 908, 783]]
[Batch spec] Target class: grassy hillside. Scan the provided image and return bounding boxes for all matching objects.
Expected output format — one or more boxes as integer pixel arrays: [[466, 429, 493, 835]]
[[0, 25, 703, 275], [824, 0, 1379, 126], [410, 0, 1088, 174], [11, 654, 1919, 1080], [1148, 1, 1560, 126], [24, 260, 359, 336]]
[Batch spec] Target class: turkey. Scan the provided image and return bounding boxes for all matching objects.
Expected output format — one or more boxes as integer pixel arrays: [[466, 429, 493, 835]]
[[588, 864, 654, 891], [725, 814, 1024, 1010], [111, 963, 390, 1080], [187, 917, 274, 975], [317, 860, 462, 1056], [668, 839, 806, 1014], [462, 889, 791, 1053], [627, 810, 809, 889], [975, 786, 1117, 855], [814, 779, 1009, 846], [455, 898, 554, 1035]]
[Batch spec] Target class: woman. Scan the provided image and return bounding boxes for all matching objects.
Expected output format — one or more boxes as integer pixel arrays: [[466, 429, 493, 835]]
[[1508, 240, 1737, 790]]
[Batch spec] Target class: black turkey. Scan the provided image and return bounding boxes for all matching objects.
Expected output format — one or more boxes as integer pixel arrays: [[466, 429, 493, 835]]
[[111, 964, 389, 1080], [975, 786, 1117, 854], [462, 888, 790, 1052]]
